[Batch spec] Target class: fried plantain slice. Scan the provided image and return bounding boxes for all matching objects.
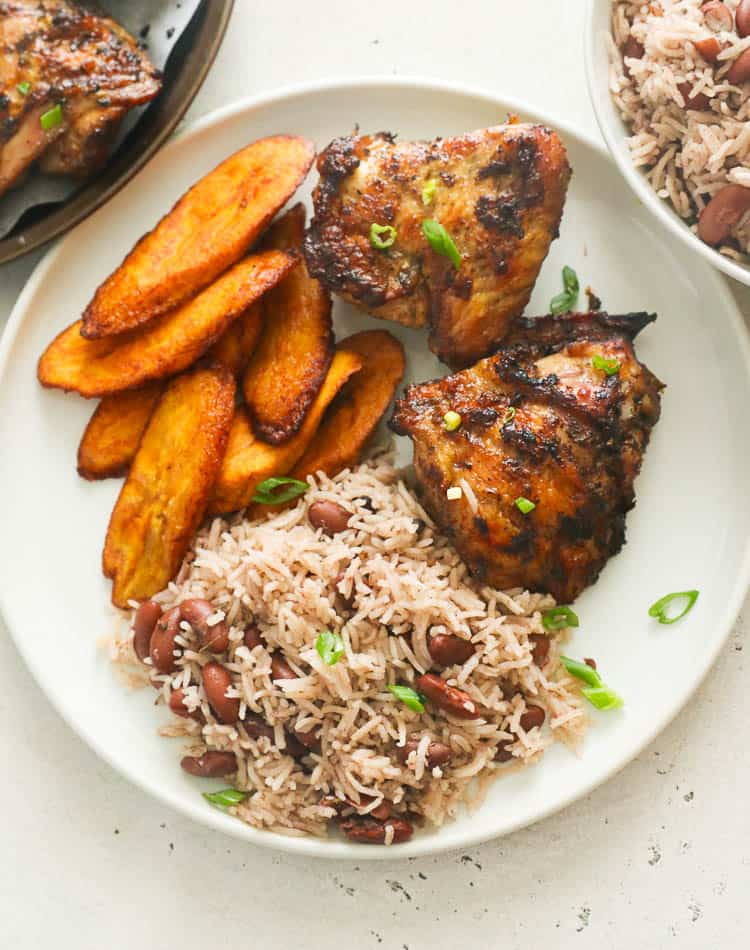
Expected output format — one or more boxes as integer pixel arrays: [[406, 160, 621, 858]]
[[203, 300, 263, 376], [82, 135, 315, 339], [38, 251, 289, 398], [209, 348, 362, 515], [243, 203, 333, 444], [103, 366, 235, 606], [291, 330, 406, 480], [77, 384, 163, 480], [76, 301, 264, 480]]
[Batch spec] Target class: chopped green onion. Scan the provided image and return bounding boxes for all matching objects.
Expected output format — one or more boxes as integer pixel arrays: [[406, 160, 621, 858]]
[[581, 686, 624, 711], [443, 410, 462, 432], [203, 788, 249, 810], [542, 605, 579, 631], [40, 104, 64, 131], [388, 684, 425, 712], [515, 496, 535, 514], [17, 81, 31, 96], [422, 218, 461, 268], [560, 655, 602, 688], [591, 354, 620, 376], [502, 406, 516, 425], [370, 222, 397, 249], [648, 590, 699, 625], [316, 630, 345, 666], [251, 476, 309, 505], [421, 178, 438, 206], [550, 265, 579, 315]]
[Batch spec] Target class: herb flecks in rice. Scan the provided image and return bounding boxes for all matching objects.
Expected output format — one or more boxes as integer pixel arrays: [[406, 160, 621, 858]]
[[113, 451, 587, 841]]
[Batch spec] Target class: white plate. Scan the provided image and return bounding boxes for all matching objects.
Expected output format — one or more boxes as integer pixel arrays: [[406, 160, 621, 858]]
[[584, 0, 750, 286], [1, 78, 749, 860]]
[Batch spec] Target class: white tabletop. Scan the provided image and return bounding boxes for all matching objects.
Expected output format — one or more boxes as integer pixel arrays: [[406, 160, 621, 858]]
[[1, 2, 749, 946]]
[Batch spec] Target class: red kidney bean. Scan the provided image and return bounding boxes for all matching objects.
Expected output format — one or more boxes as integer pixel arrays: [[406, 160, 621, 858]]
[[737, 0, 750, 36], [334, 572, 356, 611], [243, 713, 274, 742], [150, 606, 182, 673], [584, 657, 597, 670], [428, 634, 475, 667], [693, 35, 723, 61], [283, 730, 308, 759], [270, 653, 298, 681], [369, 800, 392, 821], [698, 184, 750, 245], [622, 35, 645, 76], [495, 740, 514, 763], [169, 688, 195, 719], [520, 704, 546, 731], [416, 673, 480, 720], [397, 738, 453, 768], [727, 47, 750, 83], [677, 81, 711, 110], [132, 600, 162, 662], [243, 625, 263, 651], [202, 662, 240, 724], [180, 751, 237, 777], [293, 726, 321, 751], [529, 634, 550, 667], [702, 1, 733, 32], [179, 598, 228, 653], [339, 816, 414, 844], [308, 500, 352, 535]]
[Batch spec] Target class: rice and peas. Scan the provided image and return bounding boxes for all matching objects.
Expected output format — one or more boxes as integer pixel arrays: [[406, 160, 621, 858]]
[[609, 0, 750, 261], [112, 450, 587, 844]]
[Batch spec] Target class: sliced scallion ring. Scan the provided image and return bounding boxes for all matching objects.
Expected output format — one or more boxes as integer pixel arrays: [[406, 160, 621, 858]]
[[203, 788, 249, 810], [542, 605, 579, 631], [581, 686, 624, 711], [251, 476, 309, 505], [648, 590, 699, 625], [560, 655, 602, 688]]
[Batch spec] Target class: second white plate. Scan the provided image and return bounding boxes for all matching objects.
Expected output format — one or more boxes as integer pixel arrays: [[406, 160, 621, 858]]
[[1, 77, 749, 859]]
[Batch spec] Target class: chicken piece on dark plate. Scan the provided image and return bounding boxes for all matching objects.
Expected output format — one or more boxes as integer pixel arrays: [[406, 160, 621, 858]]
[[0, 0, 161, 198], [390, 311, 664, 602], [303, 122, 571, 368]]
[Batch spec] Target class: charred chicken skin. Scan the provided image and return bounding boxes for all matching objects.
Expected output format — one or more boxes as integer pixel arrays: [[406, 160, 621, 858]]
[[0, 0, 161, 197], [303, 123, 571, 368], [391, 311, 663, 602]]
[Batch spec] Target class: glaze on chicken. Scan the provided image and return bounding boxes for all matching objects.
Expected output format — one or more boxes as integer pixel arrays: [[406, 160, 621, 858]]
[[0, 0, 161, 197], [391, 311, 663, 602], [304, 123, 571, 368]]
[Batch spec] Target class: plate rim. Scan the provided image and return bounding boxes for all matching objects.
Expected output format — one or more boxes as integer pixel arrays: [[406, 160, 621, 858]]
[[2, 74, 750, 860]]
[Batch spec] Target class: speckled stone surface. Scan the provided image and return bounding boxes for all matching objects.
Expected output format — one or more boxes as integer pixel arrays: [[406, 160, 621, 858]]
[[1, 2, 748, 946]]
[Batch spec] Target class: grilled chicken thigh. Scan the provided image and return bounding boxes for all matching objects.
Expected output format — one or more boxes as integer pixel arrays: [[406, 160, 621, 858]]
[[0, 0, 161, 197], [304, 123, 571, 368], [391, 311, 663, 602]]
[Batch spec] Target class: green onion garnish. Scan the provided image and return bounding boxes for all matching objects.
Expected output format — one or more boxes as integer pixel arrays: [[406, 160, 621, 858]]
[[502, 406, 516, 425], [581, 686, 624, 711], [316, 630, 345, 666], [515, 496, 535, 514], [17, 81, 31, 96], [422, 218, 461, 268], [421, 179, 438, 206], [443, 410, 462, 432], [251, 476, 309, 505], [40, 104, 64, 131], [560, 655, 602, 688], [370, 222, 397, 249], [648, 590, 699, 625], [591, 354, 620, 376], [203, 788, 249, 810], [550, 265, 579, 315], [388, 684, 425, 712], [542, 606, 579, 631]]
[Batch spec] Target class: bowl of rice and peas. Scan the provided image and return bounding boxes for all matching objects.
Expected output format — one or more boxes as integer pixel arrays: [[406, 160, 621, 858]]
[[585, 0, 750, 284]]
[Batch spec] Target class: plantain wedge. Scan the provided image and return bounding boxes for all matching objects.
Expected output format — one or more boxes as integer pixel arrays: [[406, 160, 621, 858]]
[[81, 135, 315, 339]]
